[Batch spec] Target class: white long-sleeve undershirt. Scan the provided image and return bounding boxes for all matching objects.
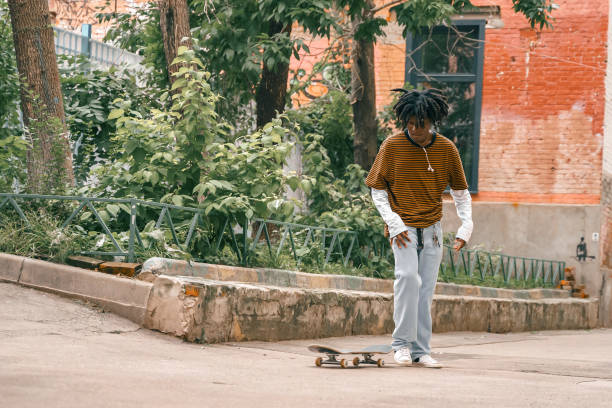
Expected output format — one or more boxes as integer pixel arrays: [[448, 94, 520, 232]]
[[449, 189, 473, 243], [370, 188, 409, 238], [370, 188, 473, 242]]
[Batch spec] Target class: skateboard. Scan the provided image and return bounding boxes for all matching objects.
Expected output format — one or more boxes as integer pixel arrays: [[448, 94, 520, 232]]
[[307, 344, 392, 368]]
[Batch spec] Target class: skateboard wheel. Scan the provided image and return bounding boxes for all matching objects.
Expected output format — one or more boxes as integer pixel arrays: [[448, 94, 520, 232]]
[[315, 357, 323, 367], [340, 359, 348, 369], [352, 357, 360, 367], [377, 359, 384, 368]]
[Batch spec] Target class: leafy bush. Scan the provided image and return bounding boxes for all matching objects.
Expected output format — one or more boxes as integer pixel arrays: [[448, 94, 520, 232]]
[[81, 48, 302, 231], [59, 55, 162, 184], [0, 8, 160, 190], [286, 90, 353, 179], [195, 119, 301, 221], [83, 48, 227, 202], [283, 104, 392, 276]]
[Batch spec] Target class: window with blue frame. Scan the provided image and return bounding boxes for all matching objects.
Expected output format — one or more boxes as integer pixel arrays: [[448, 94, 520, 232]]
[[405, 20, 485, 192]]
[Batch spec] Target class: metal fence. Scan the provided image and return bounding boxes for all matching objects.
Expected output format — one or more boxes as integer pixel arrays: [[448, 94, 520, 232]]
[[440, 244, 565, 286], [0, 193, 565, 286], [0, 194, 357, 267], [53, 26, 143, 68]]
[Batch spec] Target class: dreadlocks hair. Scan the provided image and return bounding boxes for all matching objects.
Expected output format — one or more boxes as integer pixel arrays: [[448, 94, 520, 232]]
[[391, 88, 449, 129]]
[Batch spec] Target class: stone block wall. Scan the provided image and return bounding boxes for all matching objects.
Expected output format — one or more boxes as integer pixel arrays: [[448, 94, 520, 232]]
[[142, 275, 599, 343]]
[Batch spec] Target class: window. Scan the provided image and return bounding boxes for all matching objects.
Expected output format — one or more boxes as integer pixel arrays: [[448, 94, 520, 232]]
[[405, 19, 485, 192]]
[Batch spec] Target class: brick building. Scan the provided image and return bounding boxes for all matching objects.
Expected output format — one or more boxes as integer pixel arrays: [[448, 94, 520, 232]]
[[49, 0, 146, 40], [52, 0, 612, 324]]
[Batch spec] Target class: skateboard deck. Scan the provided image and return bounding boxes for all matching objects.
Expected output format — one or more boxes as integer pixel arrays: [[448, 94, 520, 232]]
[[307, 344, 392, 368]]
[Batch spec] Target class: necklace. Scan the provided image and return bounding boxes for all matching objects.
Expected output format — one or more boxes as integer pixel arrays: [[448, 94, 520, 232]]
[[404, 129, 435, 172]]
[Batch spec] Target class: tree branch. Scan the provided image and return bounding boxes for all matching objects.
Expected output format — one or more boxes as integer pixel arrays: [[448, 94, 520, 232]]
[[370, 0, 405, 14]]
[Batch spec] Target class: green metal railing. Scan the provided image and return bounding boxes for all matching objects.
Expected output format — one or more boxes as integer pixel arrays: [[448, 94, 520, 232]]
[[0, 193, 565, 286], [440, 244, 565, 286], [0, 193, 357, 266]]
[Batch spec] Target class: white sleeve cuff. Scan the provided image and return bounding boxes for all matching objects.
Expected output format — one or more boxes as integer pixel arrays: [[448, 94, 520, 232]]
[[371, 188, 409, 238], [450, 189, 473, 243]]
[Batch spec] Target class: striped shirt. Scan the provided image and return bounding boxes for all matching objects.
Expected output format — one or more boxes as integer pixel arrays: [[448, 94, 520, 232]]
[[365, 131, 468, 234]]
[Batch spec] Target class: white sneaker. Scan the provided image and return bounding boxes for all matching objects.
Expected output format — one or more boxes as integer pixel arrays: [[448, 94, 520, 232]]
[[414, 355, 442, 368], [394, 347, 412, 366]]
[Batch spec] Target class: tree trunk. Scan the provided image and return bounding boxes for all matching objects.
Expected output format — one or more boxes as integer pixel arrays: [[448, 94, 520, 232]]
[[159, 0, 192, 86], [256, 22, 292, 128], [7, 0, 74, 193], [351, 5, 378, 170]]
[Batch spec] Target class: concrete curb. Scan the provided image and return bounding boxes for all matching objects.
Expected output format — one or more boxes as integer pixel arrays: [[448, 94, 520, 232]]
[[0, 253, 25, 282], [142, 275, 599, 343], [142, 257, 571, 300], [0, 253, 152, 325]]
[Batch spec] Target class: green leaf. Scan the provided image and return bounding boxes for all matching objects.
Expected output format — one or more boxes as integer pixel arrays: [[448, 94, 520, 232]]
[[172, 195, 183, 207], [132, 148, 146, 163], [119, 203, 131, 214], [301, 179, 312, 194], [287, 177, 299, 191], [99, 210, 110, 224], [171, 78, 187, 90], [108, 109, 124, 120], [151, 171, 159, 185], [106, 204, 120, 217]]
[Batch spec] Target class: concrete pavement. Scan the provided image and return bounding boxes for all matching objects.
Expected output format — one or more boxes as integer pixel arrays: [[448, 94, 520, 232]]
[[1, 282, 611, 408]]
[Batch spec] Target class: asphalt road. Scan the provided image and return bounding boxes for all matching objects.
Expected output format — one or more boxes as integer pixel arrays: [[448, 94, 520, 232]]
[[1, 282, 611, 408]]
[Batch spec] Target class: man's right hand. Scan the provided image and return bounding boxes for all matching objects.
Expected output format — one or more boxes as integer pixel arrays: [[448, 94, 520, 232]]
[[389, 230, 411, 248]]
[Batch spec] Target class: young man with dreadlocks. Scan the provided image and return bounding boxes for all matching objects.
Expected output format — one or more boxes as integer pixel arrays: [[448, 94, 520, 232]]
[[365, 88, 473, 368]]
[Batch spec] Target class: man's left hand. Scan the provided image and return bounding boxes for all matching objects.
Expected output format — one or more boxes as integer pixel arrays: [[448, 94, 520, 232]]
[[453, 238, 466, 252]]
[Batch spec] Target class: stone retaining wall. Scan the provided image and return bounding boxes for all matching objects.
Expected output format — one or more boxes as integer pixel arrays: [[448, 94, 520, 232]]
[[142, 257, 571, 300], [143, 275, 599, 343]]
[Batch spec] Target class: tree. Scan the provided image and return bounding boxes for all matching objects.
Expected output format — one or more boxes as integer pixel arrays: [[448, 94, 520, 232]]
[[255, 19, 293, 128], [341, 0, 556, 170], [194, 0, 337, 129], [349, 0, 378, 168], [7, 0, 74, 193], [102, 1, 337, 129], [159, 0, 192, 87]]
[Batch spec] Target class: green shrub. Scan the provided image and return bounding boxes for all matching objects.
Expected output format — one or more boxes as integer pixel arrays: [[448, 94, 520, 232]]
[[286, 90, 353, 179], [59, 55, 162, 184], [282, 106, 392, 276]]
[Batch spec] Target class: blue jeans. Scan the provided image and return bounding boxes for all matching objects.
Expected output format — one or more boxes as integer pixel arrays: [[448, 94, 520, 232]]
[[391, 221, 443, 360]]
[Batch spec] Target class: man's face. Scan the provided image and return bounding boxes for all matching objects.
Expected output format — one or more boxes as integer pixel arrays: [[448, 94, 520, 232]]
[[406, 116, 432, 142]]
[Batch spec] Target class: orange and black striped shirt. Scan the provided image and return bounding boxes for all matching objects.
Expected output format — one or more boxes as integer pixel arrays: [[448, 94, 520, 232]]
[[365, 132, 468, 233]]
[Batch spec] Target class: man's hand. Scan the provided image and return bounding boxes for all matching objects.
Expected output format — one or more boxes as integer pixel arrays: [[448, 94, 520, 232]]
[[453, 238, 466, 252], [390, 230, 411, 248]]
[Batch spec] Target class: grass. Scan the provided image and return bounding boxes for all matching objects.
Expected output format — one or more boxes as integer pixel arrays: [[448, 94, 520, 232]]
[[0, 209, 90, 264]]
